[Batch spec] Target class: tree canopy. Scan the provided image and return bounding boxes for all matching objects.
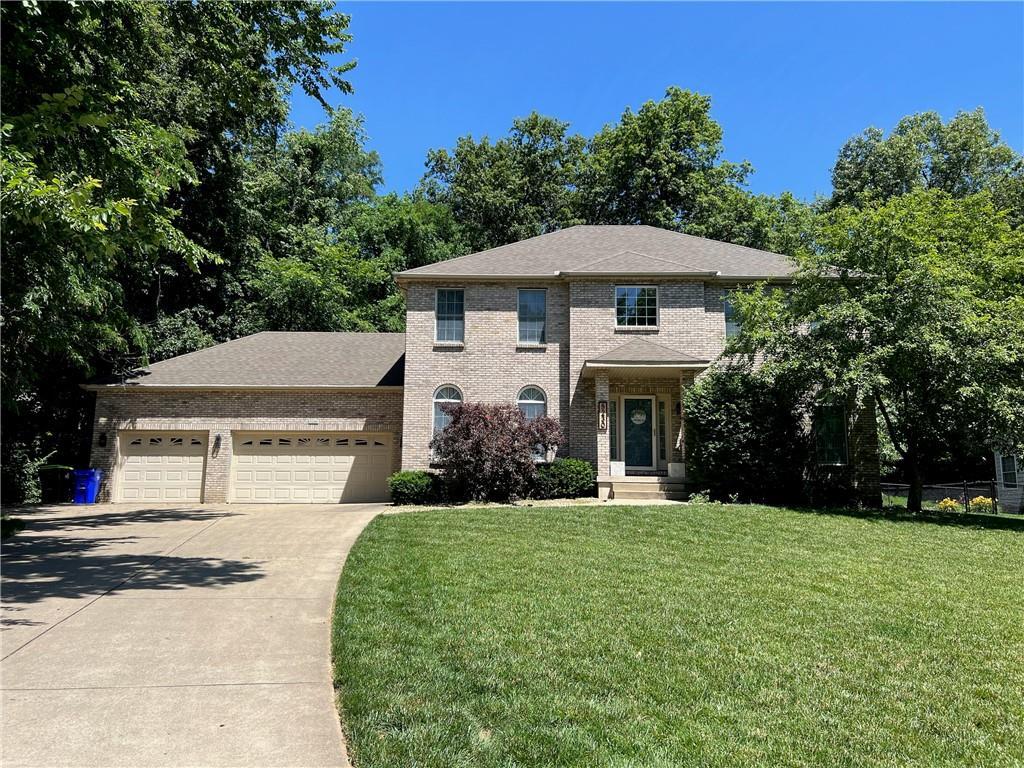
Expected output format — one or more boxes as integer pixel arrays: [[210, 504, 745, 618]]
[[1, 2, 1019, 508], [731, 189, 1024, 509]]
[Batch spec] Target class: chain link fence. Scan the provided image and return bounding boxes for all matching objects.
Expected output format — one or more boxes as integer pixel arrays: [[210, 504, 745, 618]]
[[880, 480, 1020, 515]]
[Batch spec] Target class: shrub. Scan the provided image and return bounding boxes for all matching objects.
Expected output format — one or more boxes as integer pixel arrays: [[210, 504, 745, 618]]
[[685, 367, 807, 505], [533, 458, 596, 499], [936, 497, 961, 514], [431, 402, 564, 502], [387, 470, 438, 506], [969, 495, 995, 515]]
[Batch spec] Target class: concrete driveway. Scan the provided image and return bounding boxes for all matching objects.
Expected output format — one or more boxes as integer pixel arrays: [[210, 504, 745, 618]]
[[1, 502, 384, 768]]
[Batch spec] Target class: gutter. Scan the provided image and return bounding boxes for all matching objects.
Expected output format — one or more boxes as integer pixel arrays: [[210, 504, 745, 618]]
[[79, 384, 405, 392]]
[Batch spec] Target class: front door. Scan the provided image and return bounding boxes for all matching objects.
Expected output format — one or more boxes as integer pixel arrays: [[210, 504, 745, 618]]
[[622, 397, 655, 469]]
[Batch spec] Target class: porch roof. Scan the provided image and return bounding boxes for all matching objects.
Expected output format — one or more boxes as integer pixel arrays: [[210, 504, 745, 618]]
[[582, 338, 710, 376]]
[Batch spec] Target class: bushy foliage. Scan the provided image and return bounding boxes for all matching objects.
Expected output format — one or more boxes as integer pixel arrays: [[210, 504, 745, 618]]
[[684, 367, 808, 504], [533, 458, 596, 500], [387, 470, 439, 506], [969, 496, 996, 515], [431, 403, 564, 502]]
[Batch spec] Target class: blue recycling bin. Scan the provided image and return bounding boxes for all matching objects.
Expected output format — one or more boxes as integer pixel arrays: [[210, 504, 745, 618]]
[[72, 469, 102, 504]]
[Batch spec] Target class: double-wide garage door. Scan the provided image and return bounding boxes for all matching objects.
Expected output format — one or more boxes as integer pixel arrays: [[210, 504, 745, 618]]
[[118, 432, 207, 502], [231, 431, 392, 503]]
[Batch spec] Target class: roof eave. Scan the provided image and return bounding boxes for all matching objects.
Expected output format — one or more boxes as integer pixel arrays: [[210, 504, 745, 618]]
[[81, 383, 405, 392], [582, 360, 710, 377], [558, 270, 721, 279]]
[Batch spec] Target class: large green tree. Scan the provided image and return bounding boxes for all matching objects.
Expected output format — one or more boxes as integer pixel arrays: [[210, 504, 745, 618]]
[[422, 87, 810, 254], [830, 109, 1024, 223], [0, 0, 356, 501], [732, 190, 1024, 510], [576, 87, 753, 239], [422, 113, 584, 252]]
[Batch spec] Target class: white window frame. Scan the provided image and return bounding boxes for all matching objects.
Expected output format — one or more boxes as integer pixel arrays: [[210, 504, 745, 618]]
[[432, 384, 463, 437], [516, 386, 547, 419], [434, 287, 465, 344], [517, 385, 549, 462], [517, 288, 547, 345], [723, 289, 741, 338], [1001, 454, 1018, 488], [614, 285, 659, 329]]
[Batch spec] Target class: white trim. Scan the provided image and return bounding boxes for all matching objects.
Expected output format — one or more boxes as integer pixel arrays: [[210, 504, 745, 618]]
[[434, 287, 465, 344], [517, 287, 548, 345], [83, 384, 405, 392], [614, 284, 659, 329], [585, 362, 709, 369]]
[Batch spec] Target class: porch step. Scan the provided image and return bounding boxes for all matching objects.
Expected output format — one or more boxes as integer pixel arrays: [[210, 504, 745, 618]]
[[597, 475, 688, 502]]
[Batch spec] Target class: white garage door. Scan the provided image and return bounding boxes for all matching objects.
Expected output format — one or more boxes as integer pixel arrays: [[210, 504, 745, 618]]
[[230, 432, 392, 503], [118, 432, 207, 502]]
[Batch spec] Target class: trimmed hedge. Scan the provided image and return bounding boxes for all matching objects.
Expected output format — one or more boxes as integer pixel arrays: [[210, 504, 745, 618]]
[[387, 470, 438, 506], [533, 458, 596, 500]]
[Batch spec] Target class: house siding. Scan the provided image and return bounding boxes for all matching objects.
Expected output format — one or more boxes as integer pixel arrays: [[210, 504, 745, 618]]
[[995, 452, 1023, 514], [89, 388, 403, 502]]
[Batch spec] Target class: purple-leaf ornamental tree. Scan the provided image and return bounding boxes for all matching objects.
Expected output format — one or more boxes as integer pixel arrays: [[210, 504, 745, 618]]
[[430, 402, 564, 502]]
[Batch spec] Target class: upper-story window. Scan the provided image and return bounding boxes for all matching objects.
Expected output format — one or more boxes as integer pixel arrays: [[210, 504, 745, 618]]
[[814, 405, 848, 466], [1002, 454, 1018, 488], [723, 291, 741, 338], [518, 289, 546, 344], [435, 289, 464, 343], [615, 286, 658, 327]]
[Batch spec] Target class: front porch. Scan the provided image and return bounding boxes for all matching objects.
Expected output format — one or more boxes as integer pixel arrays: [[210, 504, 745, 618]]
[[582, 338, 709, 501]]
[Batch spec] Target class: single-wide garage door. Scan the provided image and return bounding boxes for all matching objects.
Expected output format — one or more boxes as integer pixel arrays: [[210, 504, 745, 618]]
[[230, 432, 392, 503], [118, 431, 207, 502]]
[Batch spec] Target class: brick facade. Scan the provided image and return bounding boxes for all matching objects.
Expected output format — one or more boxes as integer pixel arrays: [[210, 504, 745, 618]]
[[401, 277, 881, 506], [402, 279, 727, 471], [401, 281, 569, 468], [89, 388, 403, 502]]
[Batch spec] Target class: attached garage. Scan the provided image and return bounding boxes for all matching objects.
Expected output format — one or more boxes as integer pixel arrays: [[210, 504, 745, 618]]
[[117, 431, 207, 502], [86, 332, 405, 503], [231, 431, 392, 503]]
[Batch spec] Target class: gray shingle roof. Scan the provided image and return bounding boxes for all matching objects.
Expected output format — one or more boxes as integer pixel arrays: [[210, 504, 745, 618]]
[[588, 338, 709, 365], [396, 225, 793, 279], [90, 332, 406, 388]]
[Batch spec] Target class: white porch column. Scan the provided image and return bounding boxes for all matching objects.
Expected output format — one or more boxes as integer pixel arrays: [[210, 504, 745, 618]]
[[670, 372, 689, 480], [595, 370, 610, 476]]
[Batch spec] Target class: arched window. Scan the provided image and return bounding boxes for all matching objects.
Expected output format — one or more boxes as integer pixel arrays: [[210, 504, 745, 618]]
[[517, 386, 547, 421], [433, 385, 463, 435]]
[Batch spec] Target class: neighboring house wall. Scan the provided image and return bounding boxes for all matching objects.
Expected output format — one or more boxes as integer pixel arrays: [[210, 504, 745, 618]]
[[995, 452, 1023, 514], [90, 388, 403, 502], [401, 281, 569, 469]]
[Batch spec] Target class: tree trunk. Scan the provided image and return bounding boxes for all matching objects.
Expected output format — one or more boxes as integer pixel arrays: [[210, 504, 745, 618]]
[[906, 454, 923, 512]]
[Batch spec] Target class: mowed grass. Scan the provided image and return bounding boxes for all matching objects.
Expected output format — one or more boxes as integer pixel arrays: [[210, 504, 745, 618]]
[[331, 504, 1024, 767]]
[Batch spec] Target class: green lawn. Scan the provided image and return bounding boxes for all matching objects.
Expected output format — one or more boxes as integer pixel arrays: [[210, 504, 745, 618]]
[[332, 504, 1024, 767]]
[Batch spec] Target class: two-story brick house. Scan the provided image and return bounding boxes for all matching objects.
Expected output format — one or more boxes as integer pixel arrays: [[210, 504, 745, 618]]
[[86, 225, 880, 504]]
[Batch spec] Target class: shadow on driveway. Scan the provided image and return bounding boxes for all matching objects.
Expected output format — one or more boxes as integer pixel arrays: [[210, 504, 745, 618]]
[[1, 506, 264, 612]]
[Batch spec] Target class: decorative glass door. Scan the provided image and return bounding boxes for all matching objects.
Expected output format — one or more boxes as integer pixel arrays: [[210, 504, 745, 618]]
[[622, 397, 655, 469]]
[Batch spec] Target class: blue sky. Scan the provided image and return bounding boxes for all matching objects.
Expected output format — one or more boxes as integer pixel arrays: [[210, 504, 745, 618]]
[[289, 2, 1024, 202]]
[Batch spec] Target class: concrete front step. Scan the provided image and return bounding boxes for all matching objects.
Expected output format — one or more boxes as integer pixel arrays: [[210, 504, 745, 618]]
[[611, 489, 689, 501], [596, 475, 688, 502]]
